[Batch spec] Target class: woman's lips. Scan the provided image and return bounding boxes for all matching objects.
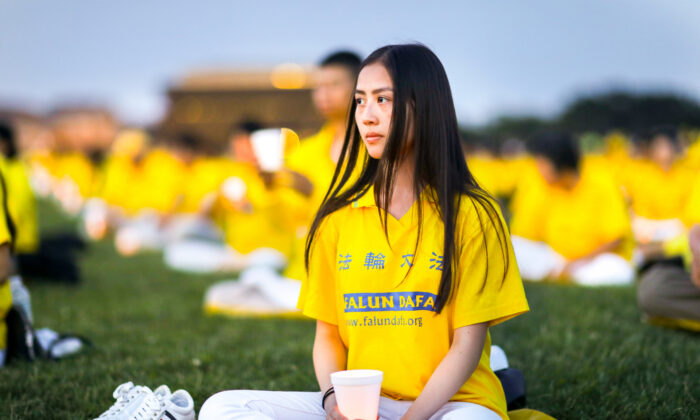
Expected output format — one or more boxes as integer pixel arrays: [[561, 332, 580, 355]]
[[364, 133, 383, 144]]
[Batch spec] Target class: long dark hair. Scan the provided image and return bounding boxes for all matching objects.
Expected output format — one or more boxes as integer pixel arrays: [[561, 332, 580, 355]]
[[305, 44, 509, 313]]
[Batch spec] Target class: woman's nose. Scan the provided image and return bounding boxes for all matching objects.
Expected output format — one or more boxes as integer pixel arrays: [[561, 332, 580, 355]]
[[361, 102, 379, 126]]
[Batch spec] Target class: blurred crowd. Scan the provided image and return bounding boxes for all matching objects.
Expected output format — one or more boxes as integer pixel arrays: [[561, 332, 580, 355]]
[[1, 50, 699, 357]]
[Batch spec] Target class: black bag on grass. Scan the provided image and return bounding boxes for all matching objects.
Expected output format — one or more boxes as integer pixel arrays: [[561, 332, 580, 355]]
[[5, 305, 92, 364], [5, 305, 41, 362]]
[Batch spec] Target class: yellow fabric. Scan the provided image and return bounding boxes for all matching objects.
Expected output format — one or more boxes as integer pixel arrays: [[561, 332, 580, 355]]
[[508, 408, 557, 420], [0, 158, 39, 253], [646, 316, 700, 332], [213, 163, 300, 256], [179, 157, 236, 214], [285, 123, 360, 280], [679, 135, 700, 171], [204, 302, 305, 319], [511, 164, 632, 260], [133, 149, 187, 214], [98, 155, 142, 214], [286, 123, 338, 215], [622, 159, 694, 220], [54, 152, 98, 198], [509, 160, 549, 241], [0, 281, 10, 350], [298, 188, 529, 419], [0, 183, 12, 351], [467, 155, 505, 196], [662, 234, 692, 269], [684, 172, 700, 227], [27, 150, 58, 177]]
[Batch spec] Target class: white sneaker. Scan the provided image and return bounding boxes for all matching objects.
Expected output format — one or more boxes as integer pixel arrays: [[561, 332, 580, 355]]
[[95, 382, 195, 420], [157, 389, 195, 420], [94, 382, 153, 419]]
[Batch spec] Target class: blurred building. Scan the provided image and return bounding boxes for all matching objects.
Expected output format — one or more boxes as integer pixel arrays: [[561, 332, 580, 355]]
[[160, 65, 324, 151]]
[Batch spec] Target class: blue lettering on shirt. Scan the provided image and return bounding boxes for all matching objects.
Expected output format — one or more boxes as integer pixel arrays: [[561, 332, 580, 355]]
[[343, 292, 438, 313]]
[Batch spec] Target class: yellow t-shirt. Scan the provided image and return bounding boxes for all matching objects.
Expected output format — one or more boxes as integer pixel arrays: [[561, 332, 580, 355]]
[[511, 165, 631, 260], [99, 154, 142, 213], [622, 159, 694, 220], [683, 171, 700, 227], [55, 152, 98, 198], [287, 123, 338, 216], [298, 188, 529, 419], [0, 157, 39, 254], [179, 157, 236, 214], [133, 149, 187, 214], [0, 179, 13, 350], [466, 155, 504, 197], [213, 162, 300, 257]]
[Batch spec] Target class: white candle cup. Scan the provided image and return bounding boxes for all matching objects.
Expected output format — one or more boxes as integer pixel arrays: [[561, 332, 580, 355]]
[[251, 128, 285, 172], [330, 369, 383, 420]]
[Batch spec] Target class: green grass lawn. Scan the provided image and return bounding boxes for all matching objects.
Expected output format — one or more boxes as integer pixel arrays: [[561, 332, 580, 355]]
[[1, 200, 698, 419]]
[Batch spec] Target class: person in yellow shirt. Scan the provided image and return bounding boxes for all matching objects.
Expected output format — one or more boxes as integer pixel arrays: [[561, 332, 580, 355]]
[[83, 128, 150, 240], [165, 123, 295, 273], [287, 51, 362, 212], [0, 167, 15, 366], [200, 44, 528, 420], [635, 172, 700, 331], [285, 51, 362, 282], [623, 127, 692, 243], [113, 134, 198, 255], [510, 131, 634, 286], [0, 121, 38, 255]]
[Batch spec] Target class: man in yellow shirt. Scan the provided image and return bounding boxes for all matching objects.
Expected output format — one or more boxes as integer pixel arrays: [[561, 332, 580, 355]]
[[287, 51, 362, 210], [510, 131, 634, 285], [285, 51, 362, 281]]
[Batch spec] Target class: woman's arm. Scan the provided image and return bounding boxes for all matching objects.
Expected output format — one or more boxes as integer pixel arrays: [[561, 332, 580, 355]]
[[400, 322, 488, 420], [313, 320, 349, 419]]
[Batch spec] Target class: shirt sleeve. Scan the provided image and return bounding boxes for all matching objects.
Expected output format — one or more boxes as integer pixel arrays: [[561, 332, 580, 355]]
[[297, 212, 340, 325], [452, 197, 529, 328]]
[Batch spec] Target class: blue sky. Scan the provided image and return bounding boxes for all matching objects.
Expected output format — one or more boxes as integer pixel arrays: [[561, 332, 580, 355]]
[[1, 0, 699, 125]]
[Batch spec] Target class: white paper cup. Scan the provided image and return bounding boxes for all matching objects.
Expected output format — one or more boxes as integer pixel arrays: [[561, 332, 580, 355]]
[[251, 128, 285, 172], [330, 370, 383, 420]]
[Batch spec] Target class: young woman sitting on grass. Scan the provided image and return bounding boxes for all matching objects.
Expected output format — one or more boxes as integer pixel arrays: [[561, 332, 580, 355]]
[[199, 43, 529, 420]]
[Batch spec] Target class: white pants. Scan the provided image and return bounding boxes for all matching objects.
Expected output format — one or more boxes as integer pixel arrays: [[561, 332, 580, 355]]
[[116, 213, 222, 253], [204, 267, 301, 315], [164, 240, 287, 274], [198, 390, 501, 420], [512, 236, 634, 286]]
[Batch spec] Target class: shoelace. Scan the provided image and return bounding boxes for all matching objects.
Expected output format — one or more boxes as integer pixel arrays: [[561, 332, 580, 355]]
[[97, 382, 135, 418], [129, 395, 166, 420]]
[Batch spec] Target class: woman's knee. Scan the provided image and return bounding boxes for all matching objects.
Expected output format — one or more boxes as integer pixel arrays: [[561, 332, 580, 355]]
[[198, 390, 258, 420]]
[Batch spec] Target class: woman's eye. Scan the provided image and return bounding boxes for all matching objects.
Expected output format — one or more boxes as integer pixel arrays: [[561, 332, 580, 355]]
[[355, 97, 365, 105], [378, 96, 390, 104]]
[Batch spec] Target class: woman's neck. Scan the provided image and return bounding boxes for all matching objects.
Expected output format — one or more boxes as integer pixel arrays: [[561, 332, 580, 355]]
[[385, 156, 416, 220]]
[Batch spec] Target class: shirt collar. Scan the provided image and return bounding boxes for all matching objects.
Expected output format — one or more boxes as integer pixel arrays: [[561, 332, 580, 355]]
[[351, 185, 438, 209]]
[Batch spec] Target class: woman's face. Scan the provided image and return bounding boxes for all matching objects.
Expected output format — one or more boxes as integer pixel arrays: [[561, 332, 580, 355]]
[[354, 63, 394, 159]]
